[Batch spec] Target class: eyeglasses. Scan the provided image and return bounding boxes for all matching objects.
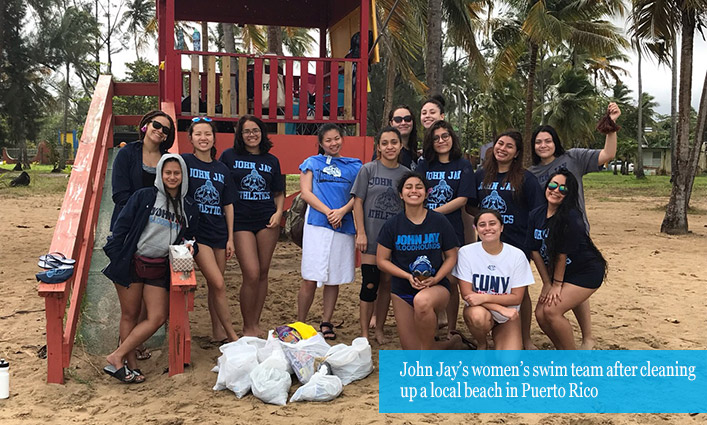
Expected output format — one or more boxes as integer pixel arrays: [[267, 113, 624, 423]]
[[242, 128, 261, 136], [150, 121, 171, 135], [547, 181, 568, 195], [191, 117, 213, 123], [392, 115, 413, 124], [433, 133, 451, 143]]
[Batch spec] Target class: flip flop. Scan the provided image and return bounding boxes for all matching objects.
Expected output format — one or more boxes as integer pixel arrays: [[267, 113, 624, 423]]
[[450, 330, 477, 350], [135, 347, 151, 360], [130, 368, 146, 384], [103, 364, 135, 383], [40, 252, 76, 265], [320, 322, 337, 340], [36, 266, 75, 284]]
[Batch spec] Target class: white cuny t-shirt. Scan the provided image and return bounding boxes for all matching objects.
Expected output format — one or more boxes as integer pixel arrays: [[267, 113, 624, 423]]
[[453, 242, 534, 323]]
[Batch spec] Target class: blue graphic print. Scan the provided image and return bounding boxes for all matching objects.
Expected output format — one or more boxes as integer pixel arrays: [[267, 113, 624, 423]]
[[410, 255, 436, 277], [427, 179, 454, 207], [480, 189, 507, 213]]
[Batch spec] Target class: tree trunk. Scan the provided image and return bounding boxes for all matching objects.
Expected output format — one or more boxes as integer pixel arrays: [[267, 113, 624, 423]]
[[59, 62, 70, 170], [522, 41, 539, 167], [106, 0, 112, 74], [222, 23, 237, 111], [267, 26, 283, 55], [684, 69, 707, 209], [381, 56, 396, 131], [670, 37, 678, 178], [539, 46, 546, 124], [202, 21, 209, 71], [635, 39, 645, 178], [425, 0, 443, 96], [661, 11, 695, 235]]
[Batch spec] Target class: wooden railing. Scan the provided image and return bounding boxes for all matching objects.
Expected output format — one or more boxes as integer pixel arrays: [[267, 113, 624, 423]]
[[177, 51, 360, 128], [38, 76, 114, 384]]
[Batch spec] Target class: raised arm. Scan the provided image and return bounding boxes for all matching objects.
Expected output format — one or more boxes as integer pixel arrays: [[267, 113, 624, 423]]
[[597, 102, 622, 166]]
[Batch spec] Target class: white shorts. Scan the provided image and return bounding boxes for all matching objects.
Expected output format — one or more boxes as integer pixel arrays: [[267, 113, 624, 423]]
[[301, 207, 355, 287], [463, 300, 519, 324]]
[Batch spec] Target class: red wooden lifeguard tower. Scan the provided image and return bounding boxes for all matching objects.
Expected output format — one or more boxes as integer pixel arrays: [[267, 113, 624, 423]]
[[38, 0, 376, 384]]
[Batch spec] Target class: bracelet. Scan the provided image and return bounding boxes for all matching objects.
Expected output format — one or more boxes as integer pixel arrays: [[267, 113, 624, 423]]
[[553, 278, 564, 283]]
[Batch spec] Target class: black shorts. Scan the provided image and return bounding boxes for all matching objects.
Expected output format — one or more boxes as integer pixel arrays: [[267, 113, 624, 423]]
[[234, 217, 271, 234], [565, 265, 604, 289], [196, 232, 228, 249], [392, 277, 451, 307], [130, 258, 170, 290]]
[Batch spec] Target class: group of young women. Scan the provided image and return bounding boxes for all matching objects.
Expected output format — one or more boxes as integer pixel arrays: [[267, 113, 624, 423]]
[[100, 97, 620, 383]]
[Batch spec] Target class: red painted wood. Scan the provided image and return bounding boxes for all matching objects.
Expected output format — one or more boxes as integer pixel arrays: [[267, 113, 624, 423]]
[[113, 82, 159, 96], [285, 60, 293, 120], [114, 115, 143, 126], [45, 297, 66, 384], [299, 60, 308, 122], [269, 58, 278, 118], [169, 265, 197, 376], [330, 61, 339, 120], [315, 61, 324, 120], [254, 58, 263, 117]]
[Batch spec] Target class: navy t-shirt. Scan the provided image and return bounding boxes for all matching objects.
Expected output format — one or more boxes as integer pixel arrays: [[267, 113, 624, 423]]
[[182, 154, 234, 240], [472, 169, 543, 255], [526, 205, 604, 279], [416, 157, 475, 244], [219, 149, 285, 224], [377, 210, 459, 298]]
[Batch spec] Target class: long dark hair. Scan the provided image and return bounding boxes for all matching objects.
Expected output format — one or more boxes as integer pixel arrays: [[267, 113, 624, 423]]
[[188, 119, 218, 159], [375, 126, 402, 160], [317, 123, 343, 154], [544, 170, 607, 277], [422, 120, 462, 162], [482, 130, 525, 200], [422, 94, 445, 115], [396, 171, 429, 211], [139, 110, 175, 153], [388, 105, 419, 162], [160, 157, 185, 230], [234, 115, 273, 155], [531, 125, 565, 165]]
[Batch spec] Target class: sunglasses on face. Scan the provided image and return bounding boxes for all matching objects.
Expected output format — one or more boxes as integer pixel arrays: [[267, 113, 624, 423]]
[[547, 181, 568, 195], [150, 120, 171, 135], [242, 128, 261, 136], [191, 117, 213, 123], [392, 115, 413, 123], [433, 133, 451, 143]]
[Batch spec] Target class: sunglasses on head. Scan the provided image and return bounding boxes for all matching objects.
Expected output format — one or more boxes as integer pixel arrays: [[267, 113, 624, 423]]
[[191, 117, 213, 123], [547, 181, 568, 195], [392, 115, 413, 123], [150, 120, 171, 135]]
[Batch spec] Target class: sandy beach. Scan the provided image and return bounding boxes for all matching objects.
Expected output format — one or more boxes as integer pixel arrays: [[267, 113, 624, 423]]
[[0, 186, 705, 424]]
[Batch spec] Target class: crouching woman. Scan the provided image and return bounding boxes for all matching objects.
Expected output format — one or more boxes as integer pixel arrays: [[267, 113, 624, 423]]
[[102, 154, 199, 383]]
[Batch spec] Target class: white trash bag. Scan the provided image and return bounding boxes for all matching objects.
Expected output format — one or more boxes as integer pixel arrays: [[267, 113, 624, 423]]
[[290, 364, 343, 402], [325, 337, 374, 385], [280, 333, 331, 384], [212, 343, 258, 398], [249, 355, 292, 406]]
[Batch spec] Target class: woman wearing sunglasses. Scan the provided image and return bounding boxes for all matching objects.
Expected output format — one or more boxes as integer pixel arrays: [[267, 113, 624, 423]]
[[352, 126, 410, 344], [469, 130, 543, 350], [387, 105, 420, 170], [526, 170, 607, 350], [416, 120, 475, 337], [182, 117, 239, 344], [528, 102, 620, 350], [220, 115, 284, 337], [108, 110, 175, 362]]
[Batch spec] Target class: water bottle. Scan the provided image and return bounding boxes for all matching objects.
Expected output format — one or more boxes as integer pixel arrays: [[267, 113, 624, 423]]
[[192, 29, 201, 51], [0, 359, 9, 399]]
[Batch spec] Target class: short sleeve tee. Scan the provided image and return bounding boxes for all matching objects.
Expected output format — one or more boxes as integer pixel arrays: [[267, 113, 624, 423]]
[[351, 161, 410, 254], [528, 148, 600, 231], [416, 157, 475, 243], [299, 155, 362, 234], [377, 210, 459, 298], [452, 242, 534, 315], [526, 205, 604, 279], [182, 154, 234, 239], [472, 169, 544, 254], [219, 149, 285, 224]]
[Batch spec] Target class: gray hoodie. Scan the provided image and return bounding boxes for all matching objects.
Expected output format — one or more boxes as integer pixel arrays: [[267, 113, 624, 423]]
[[135, 154, 190, 257]]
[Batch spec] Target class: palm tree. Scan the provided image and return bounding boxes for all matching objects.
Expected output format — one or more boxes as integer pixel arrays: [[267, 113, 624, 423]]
[[119, 0, 155, 60], [543, 68, 599, 146], [498, 0, 628, 165]]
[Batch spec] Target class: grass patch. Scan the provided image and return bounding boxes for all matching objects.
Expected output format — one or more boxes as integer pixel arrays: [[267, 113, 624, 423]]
[[285, 174, 300, 194], [584, 171, 707, 198], [0, 164, 71, 197]]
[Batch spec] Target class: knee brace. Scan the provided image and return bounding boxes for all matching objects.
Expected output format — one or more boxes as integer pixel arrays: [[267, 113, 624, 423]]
[[359, 264, 381, 302]]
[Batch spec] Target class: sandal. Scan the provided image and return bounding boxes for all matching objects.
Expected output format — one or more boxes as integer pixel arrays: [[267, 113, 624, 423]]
[[103, 365, 135, 383], [135, 346, 151, 360], [320, 322, 337, 340], [450, 330, 477, 350], [130, 368, 146, 384]]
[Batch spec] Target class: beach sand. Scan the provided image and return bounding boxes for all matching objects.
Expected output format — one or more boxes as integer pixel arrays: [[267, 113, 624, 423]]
[[0, 189, 705, 424]]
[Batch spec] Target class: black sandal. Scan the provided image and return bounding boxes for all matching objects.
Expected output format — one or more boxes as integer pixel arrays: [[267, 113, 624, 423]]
[[320, 322, 337, 340]]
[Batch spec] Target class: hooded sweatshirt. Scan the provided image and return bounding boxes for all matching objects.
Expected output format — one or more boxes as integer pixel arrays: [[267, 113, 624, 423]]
[[136, 154, 190, 257]]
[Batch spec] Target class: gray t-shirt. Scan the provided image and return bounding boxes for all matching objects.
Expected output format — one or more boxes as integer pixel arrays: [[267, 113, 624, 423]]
[[351, 161, 410, 254], [136, 192, 183, 257], [528, 148, 600, 231]]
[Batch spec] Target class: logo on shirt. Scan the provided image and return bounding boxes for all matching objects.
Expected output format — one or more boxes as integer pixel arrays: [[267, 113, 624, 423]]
[[194, 180, 223, 215], [410, 255, 435, 278], [480, 190, 507, 213], [427, 179, 453, 207], [373, 187, 402, 214], [241, 169, 267, 192], [322, 164, 342, 178], [487, 264, 497, 271]]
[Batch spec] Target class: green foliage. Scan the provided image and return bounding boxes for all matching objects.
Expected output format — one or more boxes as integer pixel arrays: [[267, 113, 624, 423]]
[[113, 59, 159, 123]]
